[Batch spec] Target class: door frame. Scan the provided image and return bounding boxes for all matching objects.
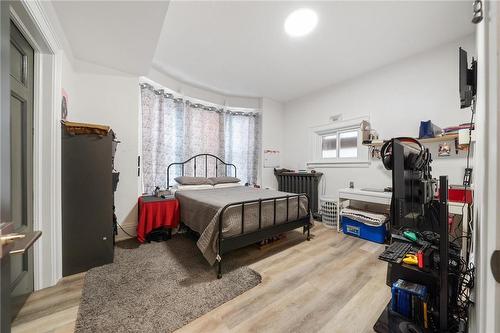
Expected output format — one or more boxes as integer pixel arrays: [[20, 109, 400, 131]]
[[9, 1, 63, 290], [473, 1, 500, 332]]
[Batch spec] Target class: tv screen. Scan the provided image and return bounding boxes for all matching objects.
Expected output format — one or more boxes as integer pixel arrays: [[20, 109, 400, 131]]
[[459, 47, 476, 109]]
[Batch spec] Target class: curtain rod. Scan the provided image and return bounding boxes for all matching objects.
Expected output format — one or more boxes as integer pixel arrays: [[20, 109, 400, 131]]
[[140, 83, 259, 117]]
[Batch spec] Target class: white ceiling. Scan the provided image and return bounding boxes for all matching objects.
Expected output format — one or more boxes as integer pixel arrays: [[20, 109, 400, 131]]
[[153, 1, 474, 101], [52, 1, 170, 75], [51, 1, 474, 102]]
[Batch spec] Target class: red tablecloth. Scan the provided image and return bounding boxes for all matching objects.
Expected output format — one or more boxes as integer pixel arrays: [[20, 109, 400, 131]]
[[137, 196, 180, 243]]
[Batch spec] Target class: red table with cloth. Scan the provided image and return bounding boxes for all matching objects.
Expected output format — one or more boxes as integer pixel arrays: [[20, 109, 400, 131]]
[[137, 196, 180, 243]]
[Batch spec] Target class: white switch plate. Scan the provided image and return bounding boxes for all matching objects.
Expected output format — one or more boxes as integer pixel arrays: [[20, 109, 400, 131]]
[[458, 129, 476, 145]]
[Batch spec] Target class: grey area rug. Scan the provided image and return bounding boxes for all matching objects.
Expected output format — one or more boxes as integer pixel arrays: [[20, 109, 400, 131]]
[[75, 235, 262, 333]]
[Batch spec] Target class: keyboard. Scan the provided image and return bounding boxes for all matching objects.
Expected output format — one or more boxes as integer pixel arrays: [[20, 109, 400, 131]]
[[378, 241, 412, 264]]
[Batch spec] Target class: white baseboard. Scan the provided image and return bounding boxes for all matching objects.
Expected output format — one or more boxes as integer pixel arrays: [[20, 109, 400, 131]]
[[116, 222, 137, 242]]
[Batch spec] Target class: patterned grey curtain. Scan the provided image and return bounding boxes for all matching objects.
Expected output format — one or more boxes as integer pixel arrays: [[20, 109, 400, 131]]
[[140, 84, 260, 193], [222, 112, 260, 185]]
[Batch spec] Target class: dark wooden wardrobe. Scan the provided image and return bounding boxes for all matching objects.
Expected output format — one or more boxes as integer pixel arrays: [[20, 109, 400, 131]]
[[61, 122, 115, 276]]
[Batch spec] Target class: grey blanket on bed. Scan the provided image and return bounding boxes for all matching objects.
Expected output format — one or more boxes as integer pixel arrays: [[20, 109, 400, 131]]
[[175, 187, 309, 265]]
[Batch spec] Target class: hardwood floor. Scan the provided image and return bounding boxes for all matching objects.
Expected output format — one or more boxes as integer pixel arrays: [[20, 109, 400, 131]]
[[11, 224, 390, 333], [11, 272, 84, 333]]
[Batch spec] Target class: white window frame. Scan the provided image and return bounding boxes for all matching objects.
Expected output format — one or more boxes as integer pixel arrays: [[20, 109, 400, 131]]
[[307, 116, 370, 168]]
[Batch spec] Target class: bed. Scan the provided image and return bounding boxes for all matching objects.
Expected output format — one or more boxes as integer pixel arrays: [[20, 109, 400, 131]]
[[167, 154, 311, 278]]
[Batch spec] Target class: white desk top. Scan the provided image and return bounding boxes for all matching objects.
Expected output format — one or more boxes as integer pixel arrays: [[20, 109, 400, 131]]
[[338, 188, 467, 214], [338, 188, 392, 197], [338, 188, 392, 205]]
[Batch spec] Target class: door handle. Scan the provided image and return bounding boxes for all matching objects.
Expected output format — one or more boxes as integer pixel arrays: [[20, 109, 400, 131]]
[[0, 222, 15, 258], [492, 250, 500, 283], [9, 231, 42, 255], [0, 233, 25, 246]]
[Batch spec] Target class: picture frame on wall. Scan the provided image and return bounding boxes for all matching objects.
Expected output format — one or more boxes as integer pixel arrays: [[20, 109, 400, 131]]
[[438, 143, 451, 157], [264, 149, 280, 168]]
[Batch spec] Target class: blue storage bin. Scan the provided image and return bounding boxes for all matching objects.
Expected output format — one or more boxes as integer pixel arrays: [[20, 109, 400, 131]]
[[341, 216, 387, 244]]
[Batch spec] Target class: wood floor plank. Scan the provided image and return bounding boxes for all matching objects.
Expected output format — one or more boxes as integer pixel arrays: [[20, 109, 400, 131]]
[[318, 262, 390, 333], [12, 306, 79, 333], [266, 254, 375, 333], [11, 224, 389, 333], [12, 275, 84, 326], [52, 321, 78, 333], [213, 243, 366, 329]]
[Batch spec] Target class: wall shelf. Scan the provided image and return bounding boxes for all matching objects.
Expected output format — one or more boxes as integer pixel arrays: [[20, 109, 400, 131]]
[[363, 133, 465, 147]]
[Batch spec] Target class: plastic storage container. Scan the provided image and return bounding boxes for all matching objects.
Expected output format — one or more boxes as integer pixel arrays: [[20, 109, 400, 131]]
[[341, 216, 387, 244]]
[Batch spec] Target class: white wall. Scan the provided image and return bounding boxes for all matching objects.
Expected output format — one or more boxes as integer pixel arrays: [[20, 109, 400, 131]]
[[283, 35, 476, 205], [61, 62, 141, 240], [61, 54, 76, 102], [261, 98, 285, 189]]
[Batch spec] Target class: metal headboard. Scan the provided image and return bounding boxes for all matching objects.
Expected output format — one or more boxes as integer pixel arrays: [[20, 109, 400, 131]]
[[167, 153, 237, 188]]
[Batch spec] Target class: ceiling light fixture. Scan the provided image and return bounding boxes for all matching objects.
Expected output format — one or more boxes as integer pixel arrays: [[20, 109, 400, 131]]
[[284, 8, 318, 37]]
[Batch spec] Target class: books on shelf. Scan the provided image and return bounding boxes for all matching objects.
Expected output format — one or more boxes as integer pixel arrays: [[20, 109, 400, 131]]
[[443, 123, 474, 134], [391, 279, 429, 329]]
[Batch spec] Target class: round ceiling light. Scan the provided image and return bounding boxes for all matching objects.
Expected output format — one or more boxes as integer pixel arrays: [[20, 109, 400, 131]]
[[284, 8, 318, 37]]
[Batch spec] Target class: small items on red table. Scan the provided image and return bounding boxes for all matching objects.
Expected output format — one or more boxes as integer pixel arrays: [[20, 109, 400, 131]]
[[137, 196, 180, 243]]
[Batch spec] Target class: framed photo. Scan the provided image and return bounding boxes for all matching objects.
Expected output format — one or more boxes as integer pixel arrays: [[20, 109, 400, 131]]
[[438, 143, 450, 157]]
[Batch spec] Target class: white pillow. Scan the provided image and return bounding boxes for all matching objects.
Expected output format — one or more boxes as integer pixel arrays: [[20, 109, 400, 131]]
[[175, 184, 214, 191], [213, 183, 243, 189]]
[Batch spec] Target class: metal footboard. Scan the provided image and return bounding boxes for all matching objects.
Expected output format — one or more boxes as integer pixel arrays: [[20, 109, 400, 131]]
[[216, 193, 311, 278]]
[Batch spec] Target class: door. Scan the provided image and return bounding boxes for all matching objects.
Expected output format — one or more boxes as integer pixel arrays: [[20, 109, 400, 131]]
[[1, 7, 39, 332], [0, 2, 13, 332], [9, 21, 34, 314]]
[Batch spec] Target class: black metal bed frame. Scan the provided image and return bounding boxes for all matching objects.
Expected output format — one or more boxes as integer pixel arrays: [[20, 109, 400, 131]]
[[217, 194, 310, 278], [166, 154, 312, 279], [167, 153, 237, 189]]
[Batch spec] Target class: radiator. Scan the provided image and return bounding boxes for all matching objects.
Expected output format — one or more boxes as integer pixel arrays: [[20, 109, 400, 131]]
[[274, 171, 323, 214]]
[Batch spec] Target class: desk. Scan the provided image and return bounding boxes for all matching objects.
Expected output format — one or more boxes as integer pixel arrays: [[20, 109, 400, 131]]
[[337, 189, 471, 253], [337, 188, 392, 232], [137, 196, 179, 243]]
